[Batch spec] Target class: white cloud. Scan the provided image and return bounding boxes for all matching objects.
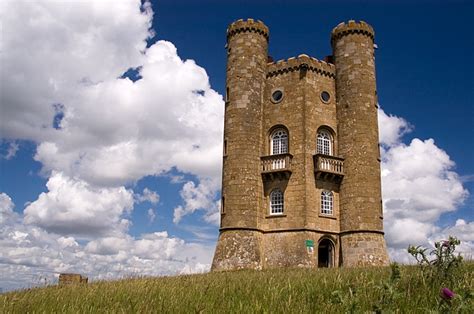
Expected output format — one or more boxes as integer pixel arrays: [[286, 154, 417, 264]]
[[1, 194, 214, 292], [2, 1, 224, 187], [26, 39, 224, 187], [0, 1, 221, 291], [382, 138, 467, 224], [378, 108, 412, 148], [1, 141, 19, 160], [379, 108, 470, 262], [438, 219, 474, 258], [173, 179, 220, 225], [0, 192, 16, 224], [24, 172, 134, 238], [1, 0, 153, 142], [136, 188, 160, 204], [147, 208, 156, 223]]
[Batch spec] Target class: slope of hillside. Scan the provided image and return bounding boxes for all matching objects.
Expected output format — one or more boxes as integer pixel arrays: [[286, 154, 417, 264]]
[[1, 264, 473, 313]]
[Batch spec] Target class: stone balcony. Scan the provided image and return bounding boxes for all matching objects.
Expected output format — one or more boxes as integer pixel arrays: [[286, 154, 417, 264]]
[[261, 153, 293, 180], [313, 154, 344, 183]]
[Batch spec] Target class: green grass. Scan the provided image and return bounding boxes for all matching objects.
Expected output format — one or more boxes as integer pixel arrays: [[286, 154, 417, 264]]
[[1, 264, 473, 313]]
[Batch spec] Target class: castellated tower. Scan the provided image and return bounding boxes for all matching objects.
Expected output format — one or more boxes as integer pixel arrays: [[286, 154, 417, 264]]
[[332, 21, 389, 266], [212, 19, 389, 271]]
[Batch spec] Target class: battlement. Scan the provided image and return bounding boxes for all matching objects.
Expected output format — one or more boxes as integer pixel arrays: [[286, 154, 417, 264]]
[[331, 20, 375, 44], [267, 54, 335, 78], [227, 18, 269, 41]]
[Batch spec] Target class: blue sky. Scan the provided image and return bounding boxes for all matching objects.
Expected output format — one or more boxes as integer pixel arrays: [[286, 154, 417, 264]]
[[0, 0, 472, 291]]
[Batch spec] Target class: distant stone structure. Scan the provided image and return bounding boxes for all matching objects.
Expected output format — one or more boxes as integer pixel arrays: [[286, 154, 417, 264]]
[[212, 19, 390, 270], [58, 273, 88, 285]]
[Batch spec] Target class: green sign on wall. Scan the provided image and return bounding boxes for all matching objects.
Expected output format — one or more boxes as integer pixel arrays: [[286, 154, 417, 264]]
[[305, 240, 314, 248]]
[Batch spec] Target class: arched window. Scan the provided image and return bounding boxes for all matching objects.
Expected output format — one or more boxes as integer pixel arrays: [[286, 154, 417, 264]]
[[321, 191, 333, 215], [270, 189, 284, 215], [317, 130, 332, 155], [271, 129, 288, 155]]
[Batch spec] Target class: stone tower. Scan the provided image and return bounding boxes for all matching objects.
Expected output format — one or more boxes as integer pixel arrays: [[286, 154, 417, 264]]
[[212, 19, 389, 271]]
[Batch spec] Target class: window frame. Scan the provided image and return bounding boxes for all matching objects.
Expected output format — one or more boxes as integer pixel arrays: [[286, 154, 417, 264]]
[[320, 190, 333, 215], [270, 189, 284, 215], [317, 129, 333, 156], [271, 129, 288, 155]]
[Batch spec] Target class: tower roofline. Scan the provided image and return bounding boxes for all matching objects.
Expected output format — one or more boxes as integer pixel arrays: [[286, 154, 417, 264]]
[[267, 54, 335, 78], [331, 20, 375, 45], [227, 18, 269, 42]]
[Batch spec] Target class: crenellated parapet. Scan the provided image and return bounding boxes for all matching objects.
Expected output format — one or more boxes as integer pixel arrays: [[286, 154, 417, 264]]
[[267, 54, 335, 78], [227, 18, 269, 42], [331, 20, 374, 45]]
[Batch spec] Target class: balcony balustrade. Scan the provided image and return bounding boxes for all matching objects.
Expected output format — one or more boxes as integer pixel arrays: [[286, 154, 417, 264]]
[[261, 153, 293, 180], [313, 154, 344, 182]]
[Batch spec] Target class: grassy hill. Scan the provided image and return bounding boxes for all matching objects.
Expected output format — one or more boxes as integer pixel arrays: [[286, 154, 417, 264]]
[[1, 264, 473, 313]]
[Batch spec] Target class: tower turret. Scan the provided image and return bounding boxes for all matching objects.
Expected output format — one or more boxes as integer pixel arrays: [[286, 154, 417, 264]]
[[212, 19, 269, 270], [331, 21, 389, 266]]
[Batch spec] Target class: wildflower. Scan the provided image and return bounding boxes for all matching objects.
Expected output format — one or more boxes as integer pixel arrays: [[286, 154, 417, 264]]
[[442, 240, 450, 247], [440, 287, 455, 300]]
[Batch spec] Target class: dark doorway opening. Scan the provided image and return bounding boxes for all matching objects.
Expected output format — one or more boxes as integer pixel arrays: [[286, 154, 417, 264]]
[[318, 238, 334, 268]]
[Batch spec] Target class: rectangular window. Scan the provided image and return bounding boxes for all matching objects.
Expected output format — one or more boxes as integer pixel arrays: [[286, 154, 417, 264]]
[[321, 192, 333, 215], [270, 190, 284, 215]]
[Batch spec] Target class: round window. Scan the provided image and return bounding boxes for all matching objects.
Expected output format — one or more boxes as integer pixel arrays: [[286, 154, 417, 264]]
[[271, 90, 284, 103], [320, 91, 331, 103]]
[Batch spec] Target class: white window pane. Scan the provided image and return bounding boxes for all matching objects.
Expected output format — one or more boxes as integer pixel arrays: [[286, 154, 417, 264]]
[[272, 130, 288, 155], [320, 191, 333, 215], [270, 189, 284, 214]]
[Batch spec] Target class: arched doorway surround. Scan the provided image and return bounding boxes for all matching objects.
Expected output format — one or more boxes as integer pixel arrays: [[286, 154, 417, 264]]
[[318, 238, 335, 268]]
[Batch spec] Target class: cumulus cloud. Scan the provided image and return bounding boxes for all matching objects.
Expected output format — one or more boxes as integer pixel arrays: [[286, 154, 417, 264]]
[[0, 1, 222, 291], [378, 109, 412, 148], [136, 188, 160, 204], [2, 0, 223, 187], [0, 0, 153, 142], [0, 192, 17, 226], [173, 178, 220, 225], [379, 108, 470, 261], [24, 172, 134, 238], [3, 0, 222, 227], [0, 192, 213, 291], [30, 40, 223, 187], [438, 219, 474, 258]]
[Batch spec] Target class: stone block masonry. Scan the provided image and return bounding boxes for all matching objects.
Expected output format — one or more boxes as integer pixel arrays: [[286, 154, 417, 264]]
[[58, 273, 88, 285], [212, 19, 389, 271]]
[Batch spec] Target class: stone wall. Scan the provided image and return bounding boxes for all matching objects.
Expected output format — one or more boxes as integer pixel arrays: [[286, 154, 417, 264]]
[[212, 19, 390, 271], [211, 230, 262, 271], [340, 232, 389, 266], [58, 273, 88, 285]]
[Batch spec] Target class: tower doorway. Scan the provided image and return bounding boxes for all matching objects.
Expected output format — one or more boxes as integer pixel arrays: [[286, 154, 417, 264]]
[[318, 238, 334, 268]]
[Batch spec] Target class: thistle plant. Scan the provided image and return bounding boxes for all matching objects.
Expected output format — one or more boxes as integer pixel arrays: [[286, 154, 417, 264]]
[[408, 236, 473, 312], [407, 236, 463, 285]]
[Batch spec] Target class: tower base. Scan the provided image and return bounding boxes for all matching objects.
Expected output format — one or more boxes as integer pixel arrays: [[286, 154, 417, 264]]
[[211, 230, 263, 271], [340, 232, 389, 267], [212, 229, 343, 271]]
